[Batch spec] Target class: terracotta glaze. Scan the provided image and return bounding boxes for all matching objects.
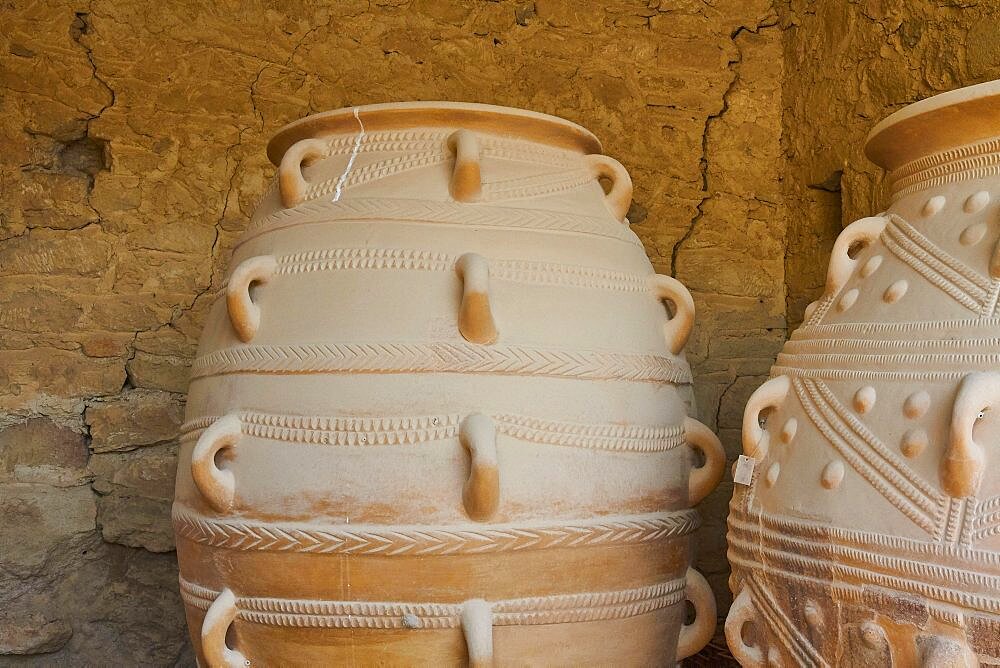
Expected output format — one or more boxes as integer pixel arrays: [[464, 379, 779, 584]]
[[174, 102, 723, 666], [727, 81, 1000, 667]]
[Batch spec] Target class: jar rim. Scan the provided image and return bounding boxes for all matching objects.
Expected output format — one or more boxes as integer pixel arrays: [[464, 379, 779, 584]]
[[865, 79, 1000, 172], [266, 101, 603, 165]]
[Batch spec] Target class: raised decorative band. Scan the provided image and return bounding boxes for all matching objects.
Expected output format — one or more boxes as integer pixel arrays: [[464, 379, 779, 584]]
[[190, 341, 692, 384], [273, 247, 651, 293], [171, 506, 700, 555], [178, 575, 687, 629], [179, 411, 686, 453], [728, 509, 1000, 615], [240, 198, 639, 248], [887, 136, 1000, 200], [794, 317, 1000, 341]]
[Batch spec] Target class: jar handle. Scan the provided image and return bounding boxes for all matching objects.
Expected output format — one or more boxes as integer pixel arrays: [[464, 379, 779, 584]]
[[684, 417, 726, 505], [742, 375, 791, 459], [944, 372, 998, 497], [585, 154, 633, 223], [278, 138, 328, 208], [192, 415, 242, 513], [460, 414, 499, 521], [651, 274, 695, 355], [227, 255, 277, 343], [455, 253, 498, 344], [448, 130, 482, 202], [825, 215, 889, 297], [461, 598, 494, 668], [201, 587, 247, 668], [725, 587, 766, 667], [676, 568, 717, 661]]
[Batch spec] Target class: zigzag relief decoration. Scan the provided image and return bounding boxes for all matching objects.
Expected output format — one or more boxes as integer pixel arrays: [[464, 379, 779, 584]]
[[241, 198, 639, 247], [793, 377, 946, 534], [882, 216, 996, 314], [178, 575, 687, 629], [190, 341, 692, 384], [171, 506, 701, 555], [297, 150, 595, 207], [180, 411, 686, 453], [743, 576, 827, 668]]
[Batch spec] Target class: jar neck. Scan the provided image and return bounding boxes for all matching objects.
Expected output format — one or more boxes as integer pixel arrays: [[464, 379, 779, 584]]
[[885, 135, 1000, 202]]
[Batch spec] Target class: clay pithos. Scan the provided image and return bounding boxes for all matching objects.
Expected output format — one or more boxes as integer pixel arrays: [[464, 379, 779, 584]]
[[173, 102, 724, 666], [727, 81, 1000, 666]]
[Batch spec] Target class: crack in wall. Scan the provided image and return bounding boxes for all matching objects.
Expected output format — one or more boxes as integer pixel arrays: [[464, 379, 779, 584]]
[[670, 17, 780, 279]]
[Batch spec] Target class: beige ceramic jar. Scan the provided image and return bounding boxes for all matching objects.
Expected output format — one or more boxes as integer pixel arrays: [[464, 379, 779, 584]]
[[173, 102, 724, 666], [727, 82, 1000, 666]]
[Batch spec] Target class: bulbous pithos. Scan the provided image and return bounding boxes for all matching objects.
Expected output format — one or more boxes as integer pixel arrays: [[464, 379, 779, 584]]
[[726, 82, 1000, 666], [173, 102, 724, 666]]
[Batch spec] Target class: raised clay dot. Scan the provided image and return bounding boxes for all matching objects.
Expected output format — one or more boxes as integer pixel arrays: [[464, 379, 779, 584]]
[[922, 195, 946, 217], [960, 223, 988, 246], [904, 391, 931, 419], [964, 190, 990, 214], [853, 386, 877, 414], [860, 255, 883, 278], [780, 417, 798, 444], [821, 461, 845, 489], [901, 428, 928, 458], [883, 279, 909, 304], [765, 463, 780, 487], [803, 601, 824, 630], [837, 288, 859, 312]]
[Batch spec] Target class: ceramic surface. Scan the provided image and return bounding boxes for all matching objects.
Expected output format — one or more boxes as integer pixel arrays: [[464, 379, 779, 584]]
[[727, 81, 1000, 667], [174, 102, 723, 667]]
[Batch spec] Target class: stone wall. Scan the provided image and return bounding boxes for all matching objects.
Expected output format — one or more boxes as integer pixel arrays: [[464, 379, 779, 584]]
[[0, 0, 995, 663]]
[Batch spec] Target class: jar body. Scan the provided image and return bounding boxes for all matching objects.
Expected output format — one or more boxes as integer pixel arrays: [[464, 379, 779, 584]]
[[727, 84, 1000, 666], [174, 103, 721, 666]]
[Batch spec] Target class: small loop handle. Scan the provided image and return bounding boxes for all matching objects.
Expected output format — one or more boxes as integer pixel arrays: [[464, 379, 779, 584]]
[[742, 375, 791, 459], [201, 587, 247, 668], [448, 130, 483, 202], [676, 568, 717, 661], [192, 414, 242, 513], [585, 154, 633, 223], [725, 587, 766, 667], [226, 255, 277, 343], [944, 372, 998, 497], [823, 215, 889, 297], [461, 598, 494, 668], [278, 138, 328, 208], [651, 274, 695, 355], [460, 414, 499, 521], [455, 253, 498, 344], [684, 417, 726, 505]]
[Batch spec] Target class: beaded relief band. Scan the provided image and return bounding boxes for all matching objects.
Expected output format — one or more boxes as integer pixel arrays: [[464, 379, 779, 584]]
[[179, 411, 687, 453], [178, 576, 688, 629]]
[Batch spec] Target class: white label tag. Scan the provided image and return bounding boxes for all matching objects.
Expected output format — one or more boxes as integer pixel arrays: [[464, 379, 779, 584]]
[[734, 455, 756, 485]]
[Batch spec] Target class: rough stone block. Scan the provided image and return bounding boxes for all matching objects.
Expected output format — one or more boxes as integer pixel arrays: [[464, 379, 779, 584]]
[[85, 390, 183, 453]]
